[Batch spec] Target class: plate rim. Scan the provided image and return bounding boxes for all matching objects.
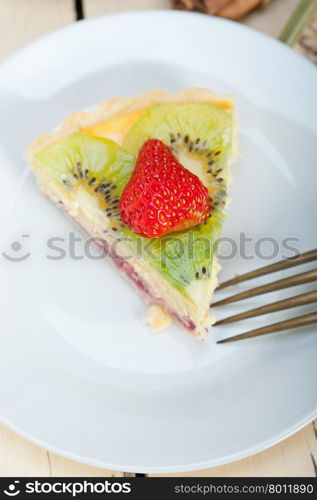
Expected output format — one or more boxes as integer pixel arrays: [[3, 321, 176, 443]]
[[1, 408, 316, 473]]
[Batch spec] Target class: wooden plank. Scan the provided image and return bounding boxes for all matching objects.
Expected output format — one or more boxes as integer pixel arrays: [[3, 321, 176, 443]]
[[150, 421, 317, 477], [48, 453, 124, 477], [0, 425, 51, 477], [84, 0, 170, 18], [0, 424, 124, 477], [0, 0, 75, 61]]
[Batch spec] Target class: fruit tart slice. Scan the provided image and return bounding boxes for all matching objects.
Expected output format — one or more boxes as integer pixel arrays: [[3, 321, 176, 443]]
[[27, 88, 236, 338]]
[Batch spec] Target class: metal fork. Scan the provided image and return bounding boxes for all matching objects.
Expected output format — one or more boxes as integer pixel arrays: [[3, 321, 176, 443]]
[[211, 249, 317, 343]]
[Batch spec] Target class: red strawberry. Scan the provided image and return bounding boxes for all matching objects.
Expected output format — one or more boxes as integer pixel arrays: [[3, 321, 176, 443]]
[[119, 139, 210, 238]]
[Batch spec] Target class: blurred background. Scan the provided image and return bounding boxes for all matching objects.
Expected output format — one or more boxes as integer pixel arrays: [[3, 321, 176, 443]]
[[0, 0, 316, 63]]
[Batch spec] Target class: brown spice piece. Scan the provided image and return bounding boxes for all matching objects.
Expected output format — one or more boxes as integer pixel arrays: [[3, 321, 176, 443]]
[[173, 0, 232, 13], [205, 0, 233, 15], [173, 0, 270, 20], [218, 0, 269, 19], [173, 0, 195, 10]]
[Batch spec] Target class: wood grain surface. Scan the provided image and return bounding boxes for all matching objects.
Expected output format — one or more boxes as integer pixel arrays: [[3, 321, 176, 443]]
[[0, 0, 74, 61], [0, 0, 316, 478]]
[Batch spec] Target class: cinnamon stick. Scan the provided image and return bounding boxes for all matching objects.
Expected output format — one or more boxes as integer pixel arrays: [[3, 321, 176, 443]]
[[205, 0, 233, 15], [172, 0, 270, 20], [218, 0, 269, 20], [173, 0, 232, 14]]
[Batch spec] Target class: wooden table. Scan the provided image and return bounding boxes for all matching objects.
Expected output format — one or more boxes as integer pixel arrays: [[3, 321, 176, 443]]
[[0, 0, 316, 478]]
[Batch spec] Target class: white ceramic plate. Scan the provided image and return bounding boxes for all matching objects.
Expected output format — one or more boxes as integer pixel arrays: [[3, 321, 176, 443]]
[[0, 11, 316, 474]]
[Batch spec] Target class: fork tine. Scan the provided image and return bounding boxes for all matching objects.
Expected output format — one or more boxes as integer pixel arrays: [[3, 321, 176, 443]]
[[217, 311, 317, 343], [217, 249, 317, 289], [211, 269, 317, 307], [214, 290, 317, 325]]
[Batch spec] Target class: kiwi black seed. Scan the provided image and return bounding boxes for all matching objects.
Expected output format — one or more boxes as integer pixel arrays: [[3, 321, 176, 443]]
[[65, 162, 122, 218]]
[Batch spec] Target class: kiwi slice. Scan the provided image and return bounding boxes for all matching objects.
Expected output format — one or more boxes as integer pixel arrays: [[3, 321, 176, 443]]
[[35, 132, 135, 220]]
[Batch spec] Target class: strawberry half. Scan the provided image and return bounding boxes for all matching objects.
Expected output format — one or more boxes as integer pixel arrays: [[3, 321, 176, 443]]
[[119, 139, 210, 238]]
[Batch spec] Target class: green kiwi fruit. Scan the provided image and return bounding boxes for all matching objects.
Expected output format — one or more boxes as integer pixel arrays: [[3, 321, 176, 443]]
[[35, 132, 135, 221]]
